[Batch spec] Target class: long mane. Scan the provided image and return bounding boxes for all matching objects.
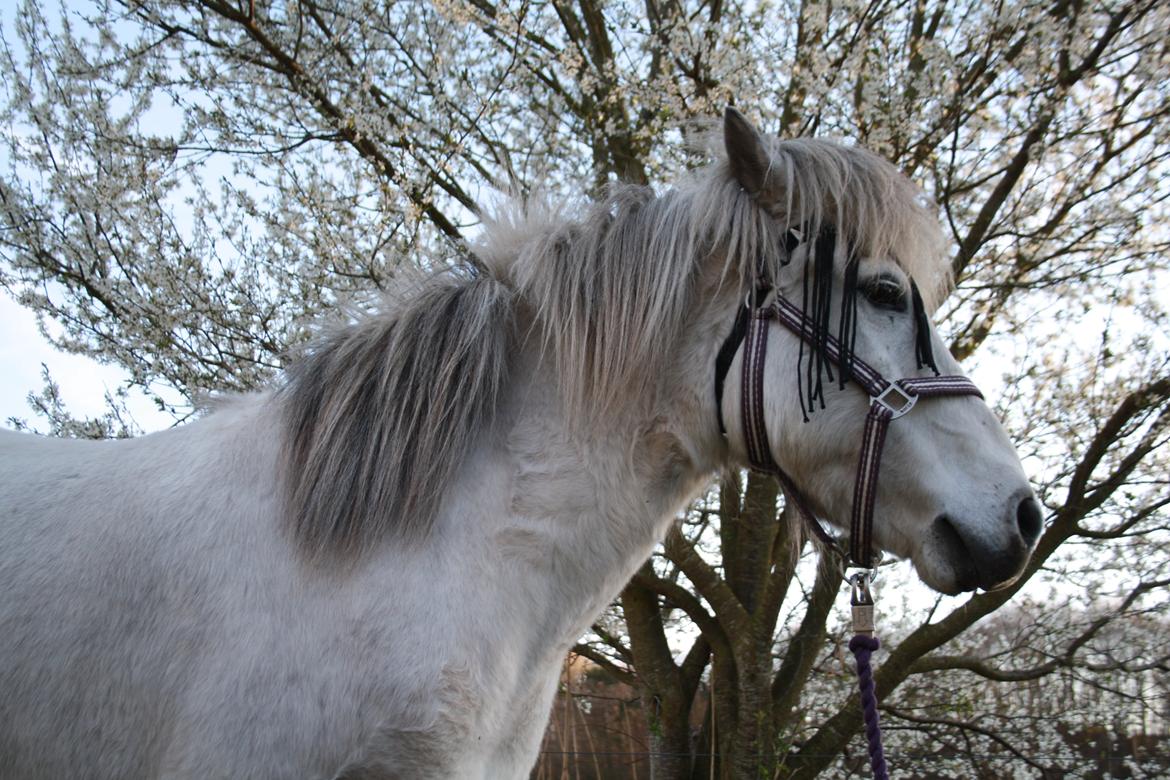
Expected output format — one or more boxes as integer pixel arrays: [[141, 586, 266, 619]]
[[278, 137, 947, 555]]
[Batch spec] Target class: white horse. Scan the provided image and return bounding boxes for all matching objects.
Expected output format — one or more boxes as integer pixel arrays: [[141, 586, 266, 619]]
[[0, 109, 1039, 779]]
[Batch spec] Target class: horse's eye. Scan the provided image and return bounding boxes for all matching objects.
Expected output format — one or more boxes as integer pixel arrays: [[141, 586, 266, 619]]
[[862, 276, 908, 312]]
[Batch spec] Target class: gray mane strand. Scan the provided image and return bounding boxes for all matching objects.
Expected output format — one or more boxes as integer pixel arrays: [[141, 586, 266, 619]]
[[279, 274, 515, 556]]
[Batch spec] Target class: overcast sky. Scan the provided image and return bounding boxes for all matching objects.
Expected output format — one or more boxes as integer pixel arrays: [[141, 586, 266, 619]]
[[0, 293, 175, 433]]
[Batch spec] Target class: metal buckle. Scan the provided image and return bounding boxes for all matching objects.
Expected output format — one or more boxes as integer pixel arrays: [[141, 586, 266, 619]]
[[849, 570, 877, 635], [849, 570, 875, 606], [872, 382, 917, 418], [838, 549, 884, 579]]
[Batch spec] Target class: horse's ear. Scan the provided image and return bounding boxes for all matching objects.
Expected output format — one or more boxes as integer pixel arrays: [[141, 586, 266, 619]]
[[724, 107, 770, 197]]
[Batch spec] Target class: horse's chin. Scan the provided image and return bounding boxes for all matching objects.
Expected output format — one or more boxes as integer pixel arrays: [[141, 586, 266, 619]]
[[911, 523, 982, 596], [912, 558, 979, 596]]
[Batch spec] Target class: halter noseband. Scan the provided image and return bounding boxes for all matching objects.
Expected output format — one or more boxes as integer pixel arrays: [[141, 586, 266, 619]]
[[716, 247, 984, 570]]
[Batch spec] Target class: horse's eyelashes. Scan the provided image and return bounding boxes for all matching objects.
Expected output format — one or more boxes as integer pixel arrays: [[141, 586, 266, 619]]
[[862, 275, 908, 312]]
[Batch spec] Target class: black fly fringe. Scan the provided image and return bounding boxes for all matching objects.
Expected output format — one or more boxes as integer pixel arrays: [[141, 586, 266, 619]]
[[799, 227, 860, 419], [910, 280, 939, 375], [838, 254, 860, 387]]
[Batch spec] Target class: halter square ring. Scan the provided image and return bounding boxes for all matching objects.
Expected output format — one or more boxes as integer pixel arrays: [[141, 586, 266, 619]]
[[872, 383, 917, 418]]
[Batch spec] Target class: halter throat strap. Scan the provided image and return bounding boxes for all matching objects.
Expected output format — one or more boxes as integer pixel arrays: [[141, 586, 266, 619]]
[[714, 287, 771, 435]]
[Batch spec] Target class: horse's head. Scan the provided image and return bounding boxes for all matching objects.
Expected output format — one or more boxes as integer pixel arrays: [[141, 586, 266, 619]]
[[719, 108, 1040, 595]]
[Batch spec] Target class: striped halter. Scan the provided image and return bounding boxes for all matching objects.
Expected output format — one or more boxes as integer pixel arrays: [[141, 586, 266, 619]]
[[715, 243, 983, 570]]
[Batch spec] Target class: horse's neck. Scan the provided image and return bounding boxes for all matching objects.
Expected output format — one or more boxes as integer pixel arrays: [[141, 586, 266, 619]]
[[446, 354, 719, 658]]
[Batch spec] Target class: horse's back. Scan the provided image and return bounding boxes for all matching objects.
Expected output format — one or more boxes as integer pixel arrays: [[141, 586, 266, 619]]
[[0, 416, 546, 779], [0, 418, 442, 779], [0, 428, 209, 777], [0, 418, 324, 778]]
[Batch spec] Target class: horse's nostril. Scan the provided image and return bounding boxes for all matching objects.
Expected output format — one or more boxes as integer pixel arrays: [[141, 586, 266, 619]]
[[1016, 496, 1043, 547]]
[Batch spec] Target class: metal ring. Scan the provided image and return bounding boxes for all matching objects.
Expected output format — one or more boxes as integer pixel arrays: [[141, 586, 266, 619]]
[[837, 549, 885, 580], [871, 383, 918, 418]]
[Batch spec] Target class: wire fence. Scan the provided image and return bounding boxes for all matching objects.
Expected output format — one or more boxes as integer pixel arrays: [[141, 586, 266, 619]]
[[538, 750, 1164, 760], [530, 675, 1170, 780], [532, 731, 1170, 777], [533, 749, 1169, 780]]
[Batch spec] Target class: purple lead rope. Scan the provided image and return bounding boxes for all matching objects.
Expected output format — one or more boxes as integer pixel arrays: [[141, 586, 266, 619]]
[[849, 634, 889, 780], [849, 571, 888, 780]]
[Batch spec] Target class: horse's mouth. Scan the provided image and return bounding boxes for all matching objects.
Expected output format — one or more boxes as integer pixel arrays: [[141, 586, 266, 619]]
[[926, 514, 980, 593], [916, 513, 1030, 595]]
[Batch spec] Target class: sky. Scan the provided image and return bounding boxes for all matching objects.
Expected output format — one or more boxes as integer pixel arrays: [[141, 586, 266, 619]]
[[0, 0, 199, 435], [0, 292, 175, 432]]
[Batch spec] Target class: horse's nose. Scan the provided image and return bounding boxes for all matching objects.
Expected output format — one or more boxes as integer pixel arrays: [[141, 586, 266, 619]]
[[1016, 495, 1043, 548], [934, 498, 1036, 591]]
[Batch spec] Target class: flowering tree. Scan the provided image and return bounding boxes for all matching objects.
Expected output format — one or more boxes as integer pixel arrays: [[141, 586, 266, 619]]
[[2, 0, 1168, 778]]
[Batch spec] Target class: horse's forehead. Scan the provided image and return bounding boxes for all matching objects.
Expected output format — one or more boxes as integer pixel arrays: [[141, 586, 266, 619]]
[[786, 241, 908, 279], [859, 255, 906, 279]]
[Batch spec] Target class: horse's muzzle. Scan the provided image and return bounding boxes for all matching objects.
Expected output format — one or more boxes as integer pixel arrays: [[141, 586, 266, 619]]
[[932, 493, 1042, 592]]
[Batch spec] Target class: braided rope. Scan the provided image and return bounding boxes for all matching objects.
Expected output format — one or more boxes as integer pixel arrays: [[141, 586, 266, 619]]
[[848, 634, 889, 780]]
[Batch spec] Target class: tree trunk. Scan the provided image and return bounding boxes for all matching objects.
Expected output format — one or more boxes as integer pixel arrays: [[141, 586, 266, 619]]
[[623, 575, 694, 779]]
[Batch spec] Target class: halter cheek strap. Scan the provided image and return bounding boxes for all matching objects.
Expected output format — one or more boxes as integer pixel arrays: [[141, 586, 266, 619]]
[[727, 292, 983, 569]]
